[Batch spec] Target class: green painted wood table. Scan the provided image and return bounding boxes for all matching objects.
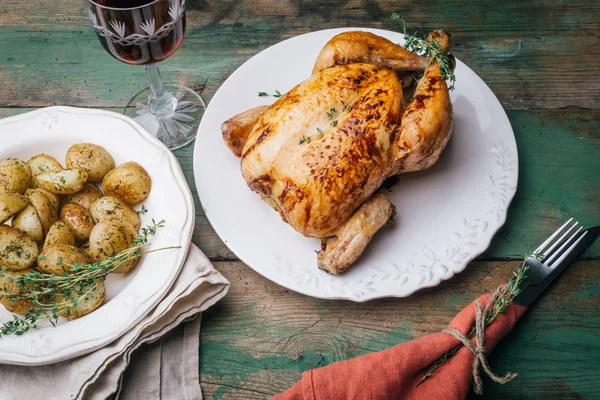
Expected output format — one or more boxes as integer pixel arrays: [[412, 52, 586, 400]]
[[2, 0, 599, 398]]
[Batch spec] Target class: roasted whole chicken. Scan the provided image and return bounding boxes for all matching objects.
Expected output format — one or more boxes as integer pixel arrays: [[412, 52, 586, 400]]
[[222, 31, 454, 274]]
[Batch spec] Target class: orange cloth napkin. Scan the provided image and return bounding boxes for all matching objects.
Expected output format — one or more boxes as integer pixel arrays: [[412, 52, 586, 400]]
[[274, 293, 527, 400]]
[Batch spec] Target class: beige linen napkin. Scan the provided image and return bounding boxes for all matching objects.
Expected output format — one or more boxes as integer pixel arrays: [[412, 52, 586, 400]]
[[0, 245, 229, 400]]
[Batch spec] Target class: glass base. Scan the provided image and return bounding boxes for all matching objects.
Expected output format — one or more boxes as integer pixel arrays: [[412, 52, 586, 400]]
[[124, 84, 205, 151]]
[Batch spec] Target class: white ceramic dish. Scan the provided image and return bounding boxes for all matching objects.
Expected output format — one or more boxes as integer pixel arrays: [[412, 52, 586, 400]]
[[193, 28, 518, 301], [0, 106, 194, 365]]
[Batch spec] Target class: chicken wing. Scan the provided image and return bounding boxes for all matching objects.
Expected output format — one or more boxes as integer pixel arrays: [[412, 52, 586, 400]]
[[222, 105, 270, 157]]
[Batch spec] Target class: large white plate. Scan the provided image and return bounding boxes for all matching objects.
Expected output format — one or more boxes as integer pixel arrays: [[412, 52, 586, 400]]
[[0, 107, 194, 365], [193, 28, 518, 301]]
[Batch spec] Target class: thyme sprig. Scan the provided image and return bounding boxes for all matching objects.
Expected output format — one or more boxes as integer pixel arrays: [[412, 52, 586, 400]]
[[417, 255, 535, 385], [392, 13, 456, 90], [137, 204, 148, 215], [326, 107, 338, 120], [298, 97, 355, 145], [298, 135, 312, 145], [0, 219, 176, 337], [258, 90, 282, 98]]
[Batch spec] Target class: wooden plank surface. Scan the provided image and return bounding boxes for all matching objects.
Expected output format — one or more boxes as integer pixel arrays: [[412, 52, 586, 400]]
[[0, 0, 599, 398], [1, 0, 599, 109], [201, 260, 600, 398]]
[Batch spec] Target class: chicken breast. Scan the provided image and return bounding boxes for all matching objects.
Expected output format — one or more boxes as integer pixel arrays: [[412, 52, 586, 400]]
[[241, 63, 403, 237]]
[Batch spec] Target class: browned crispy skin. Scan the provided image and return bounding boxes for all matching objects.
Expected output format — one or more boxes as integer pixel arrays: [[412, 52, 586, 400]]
[[392, 63, 453, 173], [392, 31, 453, 174], [241, 63, 403, 238], [222, 105, 270, 157], [317, 193, 395, 274], [312, 31, 428, 75]]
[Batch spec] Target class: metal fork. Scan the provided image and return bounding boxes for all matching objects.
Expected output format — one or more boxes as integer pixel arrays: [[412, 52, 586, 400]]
[[514, 218, 599, 306]]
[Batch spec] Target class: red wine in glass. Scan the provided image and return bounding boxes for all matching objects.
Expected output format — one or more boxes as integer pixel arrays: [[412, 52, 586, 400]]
[[84, 0, 205, 150], [89, 0, 186, 65]]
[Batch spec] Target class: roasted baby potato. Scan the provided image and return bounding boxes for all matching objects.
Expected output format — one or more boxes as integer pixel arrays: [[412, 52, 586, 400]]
[[102, 162, 151, 204], [0, 225, 38, 270], [0, 159, 32, 194], [57, 279, 105, 320], [38, 188, 60, 212], [35, 168, 88, 195], [63, 183, 103, 210], [0, 268, 36, 315], [60, 202, 95, 242], [12, 205, 43, 243], [25, 188, 60, 213], [44, 221, 75, 250], [27, 189, 58, 236], [89, 195, 140, 231], [37, 244, 90, 275], [89, 220, 138, 274], [65, 143, 115, 182], [27, 154, 63, 176], [0, 193, 29, 224], [79, 241, 92, 258]]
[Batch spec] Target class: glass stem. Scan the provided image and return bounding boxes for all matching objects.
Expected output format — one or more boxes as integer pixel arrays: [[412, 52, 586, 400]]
[[145, 64, 176, 117]]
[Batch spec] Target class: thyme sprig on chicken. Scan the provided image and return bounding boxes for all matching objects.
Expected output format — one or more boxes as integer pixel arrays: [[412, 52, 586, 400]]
[[258, 90, 282, 98], [0, 219, 177, 337], [392, 13, 456, 90], [299, 98, 355, 145]]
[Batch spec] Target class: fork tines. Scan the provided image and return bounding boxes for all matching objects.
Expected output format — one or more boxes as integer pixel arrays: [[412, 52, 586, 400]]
[[534, 218, 588, 267]]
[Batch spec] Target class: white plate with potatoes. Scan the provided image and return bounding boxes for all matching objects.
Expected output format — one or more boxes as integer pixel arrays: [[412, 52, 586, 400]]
[[0, 106, 194, 365]]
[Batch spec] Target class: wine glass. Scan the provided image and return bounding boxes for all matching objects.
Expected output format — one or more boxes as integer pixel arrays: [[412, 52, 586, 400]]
[[83, 0, 204, 150]]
